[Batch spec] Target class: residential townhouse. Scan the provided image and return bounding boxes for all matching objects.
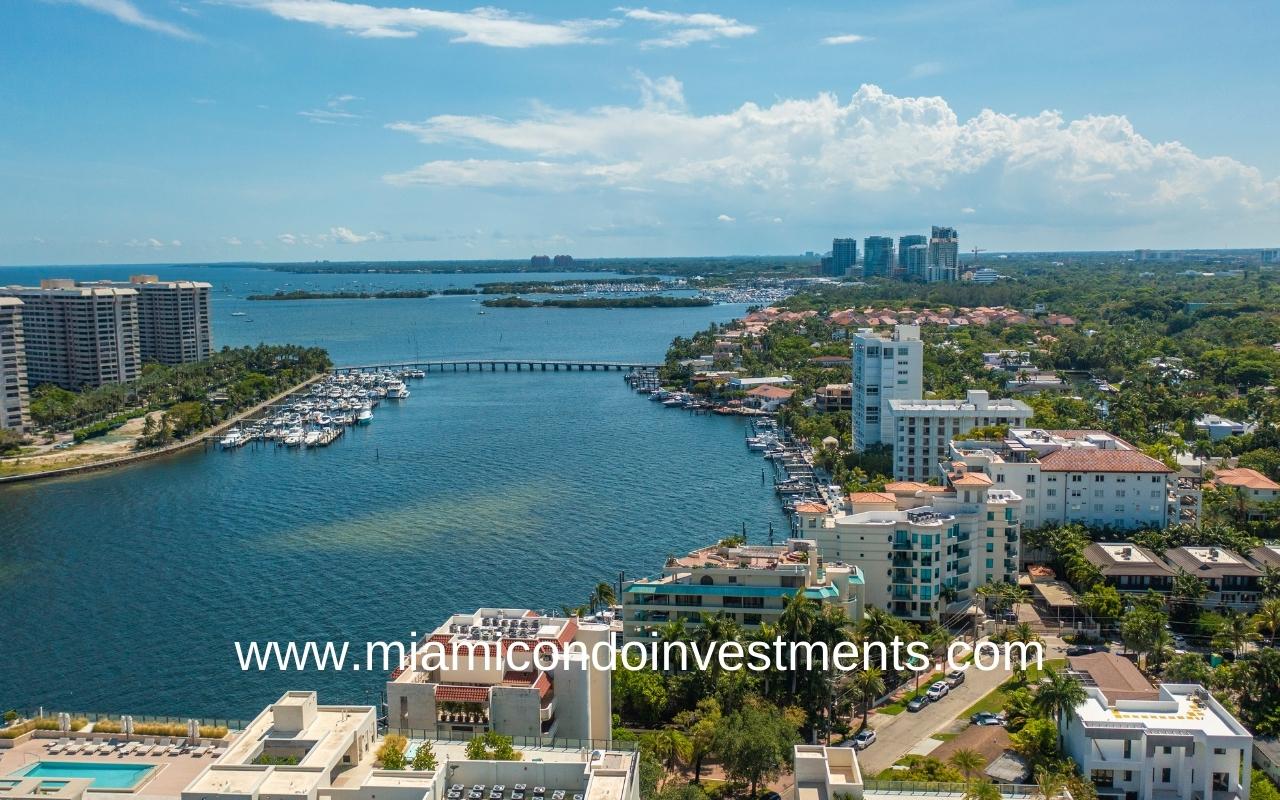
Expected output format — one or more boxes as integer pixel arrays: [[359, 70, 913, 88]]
[[1161, 547, 1261, 612], [1082, 543, 1175, 595]]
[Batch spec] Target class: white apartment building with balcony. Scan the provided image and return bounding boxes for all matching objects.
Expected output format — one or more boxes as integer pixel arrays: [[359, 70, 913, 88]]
[[386, 609, 611, 743], [887, 390, 1032, 481], [852, 324, 922, 452], [182, 691, 639, 800], [946, 429, 1195, 531], [1062, 679, 1253, 800], [0, 297, 30, 432], [98, 275, 213, 365], [795, 470, 1023, 621], [0, 280, 141, 389], [620, 539, 865, 640]]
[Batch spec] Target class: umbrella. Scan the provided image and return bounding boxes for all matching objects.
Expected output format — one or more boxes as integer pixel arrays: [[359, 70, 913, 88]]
[[59, 713, 70, 733], [123, 716, 134, 738], [188, 719, 200, 741]]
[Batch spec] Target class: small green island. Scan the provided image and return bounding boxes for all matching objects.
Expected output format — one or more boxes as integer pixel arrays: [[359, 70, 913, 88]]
[[480, 295, 713, 309], [246, 289, 437, 301]]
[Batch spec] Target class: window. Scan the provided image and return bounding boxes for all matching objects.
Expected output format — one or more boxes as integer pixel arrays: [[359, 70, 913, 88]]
[[1160, 768, 1171, 783]]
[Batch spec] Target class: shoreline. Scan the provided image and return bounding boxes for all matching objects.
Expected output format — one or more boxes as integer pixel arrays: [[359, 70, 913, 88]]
[[0, 374, 325, 485]]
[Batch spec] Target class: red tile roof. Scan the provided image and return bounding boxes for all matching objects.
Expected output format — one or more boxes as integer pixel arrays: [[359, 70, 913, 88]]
[[745, 385, 794, 399], [1038, 448, 1172, 473], [794, 502, 829, 514], [849, 492, 896, 504], [435, 685, 491, 703], [1214, 467, 1280, 491]]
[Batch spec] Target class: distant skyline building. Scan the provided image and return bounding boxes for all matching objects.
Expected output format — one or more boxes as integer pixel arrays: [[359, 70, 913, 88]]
[[928, 225, 959, 282], [0, 280, 141, 390], [852, 324, 923, 453], [862, 236, 895, 279], [831, 237, 858, 277], [0, 298, 31, 432], [94, 275, 212, 365], [897, 234, 927, 279]]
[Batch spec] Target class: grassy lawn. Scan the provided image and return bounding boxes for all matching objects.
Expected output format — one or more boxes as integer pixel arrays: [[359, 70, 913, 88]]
[[931, 733, 959, 742], [960, 658, 1067, 719]]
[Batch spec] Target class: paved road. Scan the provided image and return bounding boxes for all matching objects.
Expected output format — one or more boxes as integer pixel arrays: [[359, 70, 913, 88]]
[[856, 635, 1066, 775]]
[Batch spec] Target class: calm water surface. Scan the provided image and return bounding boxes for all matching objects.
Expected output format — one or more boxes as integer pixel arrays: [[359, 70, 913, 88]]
[[0, 265, 787, 718]]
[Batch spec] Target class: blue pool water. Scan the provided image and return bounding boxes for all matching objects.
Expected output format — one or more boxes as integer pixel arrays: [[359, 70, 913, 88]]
[[11, 761, 156, 790]]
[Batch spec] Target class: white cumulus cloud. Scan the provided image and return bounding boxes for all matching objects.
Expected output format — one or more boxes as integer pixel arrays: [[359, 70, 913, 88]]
[[382, 82, 1280, 234], [717, 214, 735, 223]]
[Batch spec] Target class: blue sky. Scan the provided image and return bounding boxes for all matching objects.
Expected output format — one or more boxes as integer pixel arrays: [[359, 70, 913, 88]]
[[2, 0, 1278, 265]]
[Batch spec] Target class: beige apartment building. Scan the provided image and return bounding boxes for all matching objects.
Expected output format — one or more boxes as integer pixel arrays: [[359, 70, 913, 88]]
[[0, 279, 141, 389], [98, 275, 213, 364], [795, 468, 1023, 621], [0, 297, 31, 432]]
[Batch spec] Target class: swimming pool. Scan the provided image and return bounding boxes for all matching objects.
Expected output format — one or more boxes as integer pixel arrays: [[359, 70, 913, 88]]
[[9, 761, 157, 791]]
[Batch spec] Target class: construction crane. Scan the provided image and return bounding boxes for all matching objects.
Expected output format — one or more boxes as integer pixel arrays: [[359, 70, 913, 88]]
[[970, 247, 987, 263]]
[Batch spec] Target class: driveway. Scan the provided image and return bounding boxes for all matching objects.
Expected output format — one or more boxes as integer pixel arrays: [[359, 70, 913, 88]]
[[855, 635, 1065, 775]]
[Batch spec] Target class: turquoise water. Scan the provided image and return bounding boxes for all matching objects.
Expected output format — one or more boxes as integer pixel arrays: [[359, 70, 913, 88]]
[[11, 761, 155, 790], [0, 264, 789, 718]]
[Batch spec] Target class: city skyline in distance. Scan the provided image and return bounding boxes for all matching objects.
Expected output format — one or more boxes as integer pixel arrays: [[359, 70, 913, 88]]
[[2, 0, 1279, 265]]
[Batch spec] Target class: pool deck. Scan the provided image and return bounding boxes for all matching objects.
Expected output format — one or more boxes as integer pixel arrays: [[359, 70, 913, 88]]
[[0, 739, 213, 799]]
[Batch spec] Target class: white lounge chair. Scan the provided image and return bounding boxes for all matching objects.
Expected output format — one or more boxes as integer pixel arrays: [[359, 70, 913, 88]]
[[64, 739, 84, 754], [144, 738, 162, 755], [212, 745, 228, 759], [190, 744, 210, 757], [118, 742, 139, 756], [155, 738, 173, 756], [168, 739, 187, 756], [47, 738, 70, 754]]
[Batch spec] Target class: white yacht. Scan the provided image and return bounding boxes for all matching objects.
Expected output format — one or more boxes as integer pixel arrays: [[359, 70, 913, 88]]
[[219, 429, 246, 449], [386, 380, 410, 399], [356, 404, 373, 424]]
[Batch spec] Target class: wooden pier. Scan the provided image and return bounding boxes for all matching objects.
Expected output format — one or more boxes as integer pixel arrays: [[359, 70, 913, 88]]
[[331, 360, 661, 375]]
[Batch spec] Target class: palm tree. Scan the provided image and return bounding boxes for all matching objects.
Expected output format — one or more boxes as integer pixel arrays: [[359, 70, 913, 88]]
[[1260, 565, 1280, 599], [849, 667, 885, 730], [1033, 669, 1086, 731], [1033, 766, 1066, 800], [963, 780, 1002, 800], [591, 581, 616, 613], [1253, 598, 1280, 646], [779, 591, 819, 696], [949, 749, 985, 782], [648, 728, 691, 772], [1172, 569, 1209, 607], [1211, 610, 1259, 658]]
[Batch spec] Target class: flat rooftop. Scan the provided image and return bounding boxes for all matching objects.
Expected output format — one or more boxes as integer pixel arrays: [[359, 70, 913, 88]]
[[1075, 684, 1250, 738]]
